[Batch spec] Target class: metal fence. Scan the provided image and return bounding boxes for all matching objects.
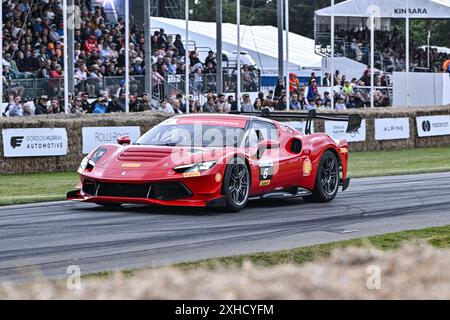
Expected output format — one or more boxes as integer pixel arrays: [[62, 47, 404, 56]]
[[3, 71, 261, 101]]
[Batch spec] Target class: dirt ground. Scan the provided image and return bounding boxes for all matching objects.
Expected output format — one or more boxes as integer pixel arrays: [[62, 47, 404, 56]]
[[1, 243, 449, 299]]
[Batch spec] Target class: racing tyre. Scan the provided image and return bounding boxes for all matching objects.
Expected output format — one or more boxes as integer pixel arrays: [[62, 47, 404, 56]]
[[222, 157, 250, 212], [303, 150, 340, 203], [95, 202, 123, 208]]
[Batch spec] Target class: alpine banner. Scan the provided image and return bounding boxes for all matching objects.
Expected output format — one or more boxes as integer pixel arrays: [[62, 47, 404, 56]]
[[416, 115, 450, 137], [2, 128, 68, 157], [82, 126, 141, 154], [374, 118, 410, 141]]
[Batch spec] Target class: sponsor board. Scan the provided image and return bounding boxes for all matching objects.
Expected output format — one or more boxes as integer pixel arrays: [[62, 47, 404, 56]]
[[2, 128, 68, 157], [375, 118, 410, 141], [393, 8, 428, 16], [324, 119, 366, 142], [416, 115, 450, 137], [284, 121, 314, 134], [82, 126, 141, 154]]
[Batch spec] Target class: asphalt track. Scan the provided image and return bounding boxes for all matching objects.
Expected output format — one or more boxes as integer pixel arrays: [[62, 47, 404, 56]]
[[1, 172, 450, 282]]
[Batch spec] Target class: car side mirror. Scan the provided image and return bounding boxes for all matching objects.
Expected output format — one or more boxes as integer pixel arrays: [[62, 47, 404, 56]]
[[117, 136, 131, 146]]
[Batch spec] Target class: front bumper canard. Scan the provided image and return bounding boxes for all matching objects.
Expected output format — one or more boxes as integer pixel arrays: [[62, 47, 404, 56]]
[[340, 178, 351, 191]]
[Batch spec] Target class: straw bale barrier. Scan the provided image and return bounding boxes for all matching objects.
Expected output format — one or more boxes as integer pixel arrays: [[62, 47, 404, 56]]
[[1, 244, 449, 299], [0, 106, 449, 174], [0, 112, 171, 174]]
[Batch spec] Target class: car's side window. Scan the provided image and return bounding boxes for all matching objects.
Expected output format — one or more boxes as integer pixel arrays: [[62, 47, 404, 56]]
[[245, 121, 279, 147]]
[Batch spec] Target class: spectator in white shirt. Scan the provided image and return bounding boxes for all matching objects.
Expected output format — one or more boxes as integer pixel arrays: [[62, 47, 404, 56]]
[[159, 97, 175, 113], [8, 96, 23, 117], [241, 94, 254, 112], [335, 96, 347, 110]]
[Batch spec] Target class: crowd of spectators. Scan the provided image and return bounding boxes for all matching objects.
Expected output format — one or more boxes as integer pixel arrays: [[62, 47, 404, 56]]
[[5, 1, 450, 116], [260, 67, 391, 112], [1, 90, 232, 116], [2, 0, 259, 102], [2, 63, 394, 117], [338, 27, 449, 73], [2, 0, 65, 98]]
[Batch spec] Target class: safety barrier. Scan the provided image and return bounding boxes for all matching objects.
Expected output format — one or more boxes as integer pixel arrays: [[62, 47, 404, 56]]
[[0, 106, 449, 174]]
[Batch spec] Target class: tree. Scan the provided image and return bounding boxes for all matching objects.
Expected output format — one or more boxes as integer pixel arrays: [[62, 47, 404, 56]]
[[190, 0, 450, 47], [191, 0, 332, 39]]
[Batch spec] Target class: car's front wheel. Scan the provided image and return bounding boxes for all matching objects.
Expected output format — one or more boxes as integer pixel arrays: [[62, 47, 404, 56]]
[[304, 150, 340, 203], [222, 157, 250, 212]]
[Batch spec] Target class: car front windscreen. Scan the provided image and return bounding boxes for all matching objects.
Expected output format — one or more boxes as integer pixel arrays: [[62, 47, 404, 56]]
[[136, 123, 246, 148]]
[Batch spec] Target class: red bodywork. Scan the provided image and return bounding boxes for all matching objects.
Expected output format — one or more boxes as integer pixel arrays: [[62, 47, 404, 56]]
[[67, 114, 350, 207]]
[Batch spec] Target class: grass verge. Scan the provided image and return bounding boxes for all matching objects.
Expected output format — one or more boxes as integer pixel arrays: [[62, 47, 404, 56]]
[[0, 172, 78, 206], [349, 146, 450, 177], [85, 225, 450, 279], [175, 225, 450, 270], [0, 147, 449, 206]]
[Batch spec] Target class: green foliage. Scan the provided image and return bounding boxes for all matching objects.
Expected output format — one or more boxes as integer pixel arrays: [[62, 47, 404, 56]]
[[190, 0, 450, 47], [429, 20, 450, 47], [191, 0, 333, 39]]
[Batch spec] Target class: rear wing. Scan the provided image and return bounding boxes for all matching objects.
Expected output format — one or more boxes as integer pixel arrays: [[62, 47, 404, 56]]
[[230, 108, 362, 135]]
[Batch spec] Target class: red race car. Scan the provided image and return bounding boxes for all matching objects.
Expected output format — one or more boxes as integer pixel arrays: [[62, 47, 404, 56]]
[[67, 109, 361, 211]]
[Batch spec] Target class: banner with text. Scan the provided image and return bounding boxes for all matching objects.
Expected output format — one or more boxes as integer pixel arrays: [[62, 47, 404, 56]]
[[284, 121, 314, 134], [324, 119, 366, 142], [416, 115, 450, 137], [375, 118, 410, 140], [2, 128, 68, 157], [82, 126, 141, 154]]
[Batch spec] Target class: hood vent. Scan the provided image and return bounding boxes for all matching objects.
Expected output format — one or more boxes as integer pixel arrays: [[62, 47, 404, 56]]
[[117, 147, 172, 162]]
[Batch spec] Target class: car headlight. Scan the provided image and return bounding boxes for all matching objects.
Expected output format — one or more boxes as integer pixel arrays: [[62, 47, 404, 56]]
[[80, 157, 90, 170], [80, 156, 96, 171], [80, 147, 107, 170], [173, 161, 217, 173]]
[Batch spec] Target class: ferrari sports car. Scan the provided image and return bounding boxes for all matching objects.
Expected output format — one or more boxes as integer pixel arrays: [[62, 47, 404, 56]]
[[67, 109, 362, 211]]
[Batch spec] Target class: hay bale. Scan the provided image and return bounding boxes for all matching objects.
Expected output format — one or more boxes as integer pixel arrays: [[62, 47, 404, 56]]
[[0, 112, 172, 174], [1, 243, 449, 299], [1, 106, 450, 174]]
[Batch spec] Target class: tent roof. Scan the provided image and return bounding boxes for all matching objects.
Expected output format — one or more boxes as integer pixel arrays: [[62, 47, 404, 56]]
[[315, 0, 450, 18], [152, 17, 322, 68]]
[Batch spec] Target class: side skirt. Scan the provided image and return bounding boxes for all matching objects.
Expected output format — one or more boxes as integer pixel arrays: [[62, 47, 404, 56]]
[[250, 187, 312, 201]]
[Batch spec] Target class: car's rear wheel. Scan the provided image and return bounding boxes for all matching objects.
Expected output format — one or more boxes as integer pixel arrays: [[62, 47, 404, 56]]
[[222, 157, 250, 212], [303, 150, 340, 203], [95, 202, 123, 208]]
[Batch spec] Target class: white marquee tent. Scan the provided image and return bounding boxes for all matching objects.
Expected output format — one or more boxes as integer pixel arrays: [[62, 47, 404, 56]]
[[152, 17, 323, 75], [315, 0, 450, 18], [314, 0, 450, 107]]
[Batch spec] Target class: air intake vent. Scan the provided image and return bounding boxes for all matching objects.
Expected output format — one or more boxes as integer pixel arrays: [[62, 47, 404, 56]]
[[86, 180, 192, 200], [117, 148, 172, 162]]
